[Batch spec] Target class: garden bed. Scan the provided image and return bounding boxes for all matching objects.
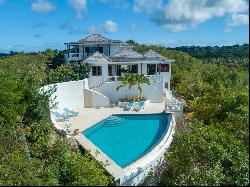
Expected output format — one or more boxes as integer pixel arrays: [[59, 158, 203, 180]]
[[118, 99, 150, 108]]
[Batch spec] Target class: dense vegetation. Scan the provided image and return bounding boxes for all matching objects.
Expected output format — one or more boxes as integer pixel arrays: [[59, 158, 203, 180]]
[[131, 42, 249, 186], [0, 42, 248, 186], [169, 44, 249, 69], [168, 44, 249, 59], [0, 53, 111, 185]]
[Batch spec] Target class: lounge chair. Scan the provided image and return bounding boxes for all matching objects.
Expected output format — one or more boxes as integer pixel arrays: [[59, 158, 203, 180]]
[[63, 108, 79, 117], [52, 111, 70, 121], [134, 101, 145, 111], [125, 101, 135, 111]]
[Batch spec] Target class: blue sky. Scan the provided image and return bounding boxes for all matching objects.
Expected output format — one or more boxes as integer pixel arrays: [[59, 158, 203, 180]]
[[0, 0, 249, 53]]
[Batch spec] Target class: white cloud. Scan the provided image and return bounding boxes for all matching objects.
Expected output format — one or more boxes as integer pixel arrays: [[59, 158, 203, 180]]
[[104, 20, 118, 33], [133, 0, 249, 32], [86, 26, 101, 33], [68, 0, 86, 19], [31, 0, 54, 13], [130, 23, 137, 32], [85, 20, 118, 34], [133, 0, 163, 13], [227, 13, 249, 27]]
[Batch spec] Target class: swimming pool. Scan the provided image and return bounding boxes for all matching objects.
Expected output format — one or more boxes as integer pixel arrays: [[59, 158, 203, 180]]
[[82, 114, 171, 168]]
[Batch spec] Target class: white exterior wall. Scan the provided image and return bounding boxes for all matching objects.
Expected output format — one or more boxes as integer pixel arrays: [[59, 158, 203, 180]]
[[89, 89, 110, 107], [141, 63, 148, 75], [41, 79, 88, 113], [79, 45, 84, 55], [88, 64, 109, 88], [95, 82, 163, 103]]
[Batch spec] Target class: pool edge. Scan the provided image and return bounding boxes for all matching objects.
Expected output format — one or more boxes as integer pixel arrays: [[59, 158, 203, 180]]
[[75, 112, 176, 186]]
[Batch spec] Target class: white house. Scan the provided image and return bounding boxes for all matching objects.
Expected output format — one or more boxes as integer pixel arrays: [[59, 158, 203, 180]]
[[41, 34, 183, 186], [64, 34, 180, 109]]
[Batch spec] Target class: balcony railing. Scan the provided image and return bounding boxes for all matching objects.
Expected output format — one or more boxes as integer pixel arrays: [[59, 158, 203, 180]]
[[65, 53, 84, 61], [165, 94, 183, 114], [145, 74, 162, 82]]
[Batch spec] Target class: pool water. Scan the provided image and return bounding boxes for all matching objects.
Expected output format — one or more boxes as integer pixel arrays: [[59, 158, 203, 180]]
[[82, 114, 171, 168]]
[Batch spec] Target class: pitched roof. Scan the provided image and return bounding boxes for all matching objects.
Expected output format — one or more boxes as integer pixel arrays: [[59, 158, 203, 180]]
[[65, 34, 122, 45], [110, 48, 145, 62], [84, 51, 111, 64], [79, 34, 109, 43], [143, 49, 167, 61], [120, 42, 133, 49]]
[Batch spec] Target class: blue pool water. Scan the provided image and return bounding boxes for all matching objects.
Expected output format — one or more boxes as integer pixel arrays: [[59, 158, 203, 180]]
[[82, 114, 171, 168]]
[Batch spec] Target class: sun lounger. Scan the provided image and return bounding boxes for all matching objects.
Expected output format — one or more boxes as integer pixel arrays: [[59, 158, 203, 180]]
[[52, 111, 70, 121], [63, 107, 79, 117], [134, 101, 145, 111], [125, 101, 135, 111]]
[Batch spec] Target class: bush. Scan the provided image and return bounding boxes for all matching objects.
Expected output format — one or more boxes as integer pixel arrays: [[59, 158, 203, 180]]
[[46, 63, 90, 84], [119, 97, 146, 102]]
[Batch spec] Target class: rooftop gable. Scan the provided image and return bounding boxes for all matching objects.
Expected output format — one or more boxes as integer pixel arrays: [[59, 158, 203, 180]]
[[79, 34, 109, 43], [110, 48, 144, 62], [143, 49, 167, 61], [65, 34, 122, 45], [84, 51, 111, 64]]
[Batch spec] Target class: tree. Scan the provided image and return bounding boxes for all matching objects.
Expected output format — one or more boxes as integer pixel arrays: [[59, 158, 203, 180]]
[[0, 53, 111, 185], [157, 121, 249, 186], [116, 73, 136, 99], [134, 74, 150, 98], [46, 63, 90, 84]]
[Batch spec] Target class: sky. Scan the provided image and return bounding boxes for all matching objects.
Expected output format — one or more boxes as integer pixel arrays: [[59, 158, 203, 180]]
[[0, 0, 249, 53]]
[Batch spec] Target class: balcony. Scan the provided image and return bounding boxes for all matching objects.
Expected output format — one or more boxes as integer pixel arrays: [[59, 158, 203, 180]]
[[106, 74, 162, 83], [64, 53, 84, 62]]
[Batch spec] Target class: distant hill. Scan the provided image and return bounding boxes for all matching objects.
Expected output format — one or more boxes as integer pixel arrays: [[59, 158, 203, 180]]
[[0, 51, 18, 57], [0, 53, 8, 57], [168, 44, 249, 59]]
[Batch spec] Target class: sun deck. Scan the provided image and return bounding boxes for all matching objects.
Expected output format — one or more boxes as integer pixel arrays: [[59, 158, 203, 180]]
[[56, 102, 166, 132]]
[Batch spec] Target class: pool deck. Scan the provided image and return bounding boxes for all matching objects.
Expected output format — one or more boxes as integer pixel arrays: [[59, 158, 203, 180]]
[[56, 102, 166, 132], [54, 102, 167, 180]]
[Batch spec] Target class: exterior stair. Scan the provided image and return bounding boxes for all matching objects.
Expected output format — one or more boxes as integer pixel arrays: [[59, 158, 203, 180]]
[[103, 116, 127, 127]]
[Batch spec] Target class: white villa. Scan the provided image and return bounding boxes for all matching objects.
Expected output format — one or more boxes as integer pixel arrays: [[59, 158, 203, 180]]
[[42, 34, 183, 186], [64, 34, 178, 106]]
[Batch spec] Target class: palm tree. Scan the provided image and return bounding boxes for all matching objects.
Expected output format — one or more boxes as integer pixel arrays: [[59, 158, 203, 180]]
[[116, 73, 136, 99], [135, 74, 150, 99]]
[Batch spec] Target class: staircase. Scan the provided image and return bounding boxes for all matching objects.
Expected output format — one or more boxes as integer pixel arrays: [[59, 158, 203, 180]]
[[84, 89, 110, 108], [96, 80, 106, 88], [103, 116, 127, 127]]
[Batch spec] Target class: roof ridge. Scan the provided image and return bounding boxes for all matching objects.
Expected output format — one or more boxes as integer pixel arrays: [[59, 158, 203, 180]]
[[81, 34, 110, 42], [143, 49, 167, 60], [110, 47, 143, 57], [85, 51, 111, 62]]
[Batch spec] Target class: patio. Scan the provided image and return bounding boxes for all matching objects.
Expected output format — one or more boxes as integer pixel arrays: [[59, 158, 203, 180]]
[[55, 102, 166, 132]]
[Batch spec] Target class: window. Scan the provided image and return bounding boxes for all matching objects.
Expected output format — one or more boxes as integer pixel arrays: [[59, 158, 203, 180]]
[[85, 47, 103, 54], [165, 82, 168, 89], [160, 64, 170, 72], [147, 64, 156, 75], [130, 65, 138, 73], [69, 46, 79, 53], [92, 66, 102, 76], [108, 65, 113, 76], [85, 47, 90, 53], [98, 47, 103, 53]]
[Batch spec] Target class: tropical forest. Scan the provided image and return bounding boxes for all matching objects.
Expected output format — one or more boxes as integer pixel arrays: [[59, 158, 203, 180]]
[[0, 43, 249, 186]]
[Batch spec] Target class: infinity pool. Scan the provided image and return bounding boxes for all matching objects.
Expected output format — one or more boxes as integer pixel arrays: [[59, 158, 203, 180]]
[[82, 114, 171, 168]]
